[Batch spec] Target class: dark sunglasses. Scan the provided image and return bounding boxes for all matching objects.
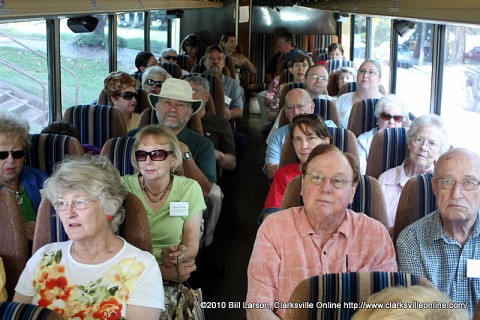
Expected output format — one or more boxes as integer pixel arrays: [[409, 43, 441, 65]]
[[379, 112, 403, 123], [135, 149, 173, 162], [0, 150, 26, 160], [163, 55, 178, 61], [145, 79, 163, 88], [118, 91, 138, 101]]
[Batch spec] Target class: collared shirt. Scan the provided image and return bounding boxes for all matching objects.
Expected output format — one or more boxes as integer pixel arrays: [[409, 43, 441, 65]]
[[357, 127, 378, 175], [397, 211, 480, 316], [246, 207, 397, 319], [378, 161, 410, 227], [220, 74, 244, 110]]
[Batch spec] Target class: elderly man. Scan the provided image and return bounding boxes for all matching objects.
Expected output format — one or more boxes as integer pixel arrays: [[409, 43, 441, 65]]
[[397, 148, 480, 317], [247, 144, 397, 319], [264, 88, 336, 179], [304, 64, 333, 101]]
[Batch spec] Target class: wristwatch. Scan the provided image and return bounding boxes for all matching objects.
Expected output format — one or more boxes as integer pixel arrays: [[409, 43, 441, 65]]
[[182, 151, 192, 161]]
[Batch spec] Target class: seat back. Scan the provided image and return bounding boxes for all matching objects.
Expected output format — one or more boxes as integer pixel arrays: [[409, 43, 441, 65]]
[[98, 89, 150, 115], [248, 33, 276, 92], [181, 73, 225, 117], [324, 59, 354, 74], [366, 128, 408, 179], [284, 272, 432, 320], [313, 98, 341, 127], [281, 175, 388, 227], [0, 301, 65, 320], [176, 54, 195, 73], [338, 82, 357, 96], [26, 134, 85, 175], [0, 189, 29, 300], [100, 137, 137, 176], [393, 173, 436, 243], [160, 62, 182, 78], [32, 193, 153, 253], [63, 105, 127, 149], [308, 35, 339, 53], [137, 107, 158, 128], [347, 98, 379, 137]]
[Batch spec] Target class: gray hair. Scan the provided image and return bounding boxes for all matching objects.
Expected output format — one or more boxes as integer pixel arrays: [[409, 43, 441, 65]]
[[359, 59, 382, 79], [161, 48, 177, 58], [183, 75, 210, 92], [337, 66, 357, 79], [285, 88, 311, 107], [141, 66, 171, 88], [374, 94, 409, 124], [0, 110, 30, 150], [132, 125, 182, 171], [43, 155, 128, 233], [407, 113, 450, 153]]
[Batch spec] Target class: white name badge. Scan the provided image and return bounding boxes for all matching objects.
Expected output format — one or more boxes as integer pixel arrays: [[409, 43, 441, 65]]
[[224, 95, 232, 106], [170, 202, 189, 216], [467, 259, 480, 278]]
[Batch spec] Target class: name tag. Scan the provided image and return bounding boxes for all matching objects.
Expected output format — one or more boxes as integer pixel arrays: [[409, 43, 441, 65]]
[[467, 259, 480, 278], [170, 202, 189, 216], [224, 95, 232, 106]]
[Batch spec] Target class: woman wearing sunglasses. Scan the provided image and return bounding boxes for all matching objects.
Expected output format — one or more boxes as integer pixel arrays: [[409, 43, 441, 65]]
[[0, 111, 47, 241], [141, 66, 171, 95], [104, 71, 140, 131], [159, 48, 189, 76], [122, 125, 205, 284], [357, 94, 409, 174]]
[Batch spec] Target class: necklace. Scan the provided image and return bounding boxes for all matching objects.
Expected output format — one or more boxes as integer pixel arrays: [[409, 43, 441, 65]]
[[1, 185, 23, 205], [142, 176, 172, 203]]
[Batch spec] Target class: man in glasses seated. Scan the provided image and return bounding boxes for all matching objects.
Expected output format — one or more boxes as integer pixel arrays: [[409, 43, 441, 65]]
[[159, 48, 189, 76], [397, 148, 480, 317], [0, 111, 47, 241], [142, 66, 172, 95], [357, 94, 409, 174]]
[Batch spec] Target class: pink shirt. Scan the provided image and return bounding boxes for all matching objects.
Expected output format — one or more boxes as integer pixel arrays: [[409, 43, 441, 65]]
[[378, 161, 410, 227], [264, 163, 301, 209], [246, 206, 397, 319]]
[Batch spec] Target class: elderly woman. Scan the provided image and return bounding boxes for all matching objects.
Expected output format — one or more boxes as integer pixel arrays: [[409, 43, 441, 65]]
[[337, 66, 357, 90], [0, 111, 47, 241], [336, 59, 384, 128], [357, 94, 409, 174], [379, 113, 449, 228], [261, 114, 331, 218], [142, 66, 172, 95], [265, 51, 314, 121], [122, 125, 205, 282], [247, 144, 397, 319], [14, 156, 164, 319], [104, 71, 139, 131], [159, 48, 189, 76]]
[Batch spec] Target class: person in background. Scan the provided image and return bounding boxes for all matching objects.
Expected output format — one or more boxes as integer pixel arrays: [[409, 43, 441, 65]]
[[0, 111, 47, 241], [336, 59, 384, 128], [261, 114, 331, 219], [132, 51, 159, 83], [180, 34, 202, 68], [142, 66, 171, 95], [265, 32, 296, 83], [219, 32, 257, 81], [357, 94, 409, 174], [14, 156, 164, 319], [159, 48, 189, 76], [351, 285, 469, 320], [328, 43, 345, 60], [379, 113, 449, 229], [247, 144, 397, 319], [41, 121, 101, 155], [397, 148, 480, 317], [336, 66, 356, 92], [104, 71, 140, 131]]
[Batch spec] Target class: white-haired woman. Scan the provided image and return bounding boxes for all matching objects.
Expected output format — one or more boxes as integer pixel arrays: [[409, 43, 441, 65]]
[[142, 66, 172, 95], [14, 156, 164, 319]]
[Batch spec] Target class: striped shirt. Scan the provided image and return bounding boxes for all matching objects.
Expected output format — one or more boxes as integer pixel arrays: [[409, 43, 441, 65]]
[[397, 211, 480, 316]]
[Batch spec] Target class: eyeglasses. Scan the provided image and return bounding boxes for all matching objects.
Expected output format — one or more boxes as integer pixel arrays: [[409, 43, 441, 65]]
[[307, 74, 328, 82], [192, 88, 208, 95], [286, 104, 307, 112], [358, 68, 379, 77], [0, 150, 26, 160], [303, 172, 352, 189], [435, 177, 480, 191], [379, 112, 403, 123], [52, 199, 97, 211], [135, 149, 173, 162], [146, 79, 163, 88], [118, 91, 138, 100], [293, 62, 310, 69], [163, 55, 178, 61], [411, 136, 440, 150]]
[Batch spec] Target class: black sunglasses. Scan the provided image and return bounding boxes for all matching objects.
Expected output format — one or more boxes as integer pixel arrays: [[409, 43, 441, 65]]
[[163, 55, 178, 61], [0, 150, 26, 160], [135, 149, 173, 162], [379, 112, 403, 123], [118, 91, 138, 101], [145, 79, 163, 88]]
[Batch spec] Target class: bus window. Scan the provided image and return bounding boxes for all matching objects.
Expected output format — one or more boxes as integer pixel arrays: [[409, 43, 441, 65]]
[[0, 20, 48, 133], [371, 17, 392, 92], [150, 10, 168, 55], [353, 15, 366, 63], [60, 15, 109, 110], [341, 17, 352, 61], [396, 22, 433, 117], [441, 25, 480, 154]]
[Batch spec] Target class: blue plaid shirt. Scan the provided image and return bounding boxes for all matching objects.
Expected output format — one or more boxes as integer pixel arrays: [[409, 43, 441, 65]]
[[397, 210, 480, 316]]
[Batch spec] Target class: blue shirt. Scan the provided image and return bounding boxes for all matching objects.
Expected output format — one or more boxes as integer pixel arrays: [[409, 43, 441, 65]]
[[397, 211, 480, 316]]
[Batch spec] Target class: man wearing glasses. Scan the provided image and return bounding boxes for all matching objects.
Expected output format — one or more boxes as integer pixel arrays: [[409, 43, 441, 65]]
[[397, 148, 480, 317]]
